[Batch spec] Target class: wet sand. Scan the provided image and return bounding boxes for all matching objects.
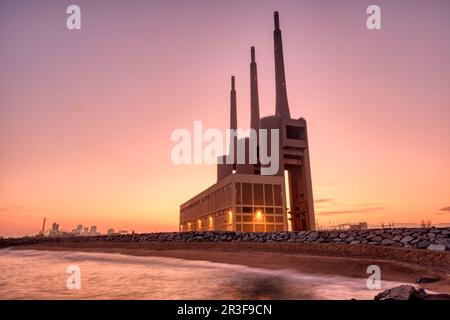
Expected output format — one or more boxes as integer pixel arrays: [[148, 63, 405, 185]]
[[13, 241, 450, 294]]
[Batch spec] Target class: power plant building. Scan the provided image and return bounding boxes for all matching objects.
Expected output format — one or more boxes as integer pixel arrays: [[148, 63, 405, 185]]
[[180, 12, 315, 232]]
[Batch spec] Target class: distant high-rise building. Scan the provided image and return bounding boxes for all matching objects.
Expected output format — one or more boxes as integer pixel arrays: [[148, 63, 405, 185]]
[[180, 12, 315, 232], [89, 226, 97, 236], [71, 224, 84, 236], [82, 227, 89, 235]]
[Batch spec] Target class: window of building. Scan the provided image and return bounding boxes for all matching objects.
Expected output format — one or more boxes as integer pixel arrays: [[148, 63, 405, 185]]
[[242, 215, 253, 222], [264, 184, 273, 205], [265, 207, 274, 214], [254, 209, 263, 222], [274, 185, 282, 206], [243, 225, 253, 232], [275, 216, 284, 223], [286, 125, 306, 140], [253, 183, 264, 205], [242, 206, 253, 213], [242, 183, 252, 205], [236, 183, 241, 204]]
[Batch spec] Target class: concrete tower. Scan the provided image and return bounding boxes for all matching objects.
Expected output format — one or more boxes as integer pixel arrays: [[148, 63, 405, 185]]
[[217, 76, 238, 181], [260, 11, 316, 231], [250, 47, 260, 133], [274, 11, 291, 118], [235, 47, 262, 175], [230, 77, 237, 131], [230, 75, 238, 157]]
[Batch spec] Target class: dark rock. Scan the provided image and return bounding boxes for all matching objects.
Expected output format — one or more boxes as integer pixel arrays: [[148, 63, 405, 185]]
[[416, 276, 440, 284], [374, 285, 427, 300], [427, 244, 446, 251], [329, 232, 339, 238], [307, 232, 318, 238], [434, 238, 450, 245], [417, 240, 430, 249], [400, 235, 414, 244], [381, 239, 396, 246], [0, 228, 449, 251]]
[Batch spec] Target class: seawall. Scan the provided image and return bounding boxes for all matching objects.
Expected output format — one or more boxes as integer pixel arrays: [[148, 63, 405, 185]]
[[2, 227, 449, 251]]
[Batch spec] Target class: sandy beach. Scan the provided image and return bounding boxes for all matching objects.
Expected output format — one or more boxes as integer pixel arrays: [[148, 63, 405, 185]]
[[13, 241, 450, 295]]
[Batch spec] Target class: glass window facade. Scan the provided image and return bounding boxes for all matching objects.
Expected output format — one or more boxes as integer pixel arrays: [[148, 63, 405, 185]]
[[180, 175, 287, 232]]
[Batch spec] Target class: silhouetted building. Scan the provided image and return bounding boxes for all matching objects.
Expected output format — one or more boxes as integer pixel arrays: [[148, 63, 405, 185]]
[[70, 224, 83, 236], [89, 226, 98, 236], [180, 12, 315, 232], [350, 222, 368, 230]]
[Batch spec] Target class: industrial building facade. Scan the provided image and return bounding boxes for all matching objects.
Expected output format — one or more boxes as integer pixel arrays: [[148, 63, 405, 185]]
[[180, 12, 315, 232], [180, 174, 287, 232]]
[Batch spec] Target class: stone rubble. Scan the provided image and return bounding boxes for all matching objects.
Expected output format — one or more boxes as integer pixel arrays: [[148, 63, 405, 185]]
[[374, 285, 450, 300], [1, 227, 449, 251]]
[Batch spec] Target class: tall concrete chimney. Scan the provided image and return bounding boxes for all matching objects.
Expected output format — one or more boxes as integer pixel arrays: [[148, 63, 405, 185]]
[[250, 47, 260, 132], [273, 11, 291, 118], [230, 76, 237, 131], [229, 76, 237, 158]]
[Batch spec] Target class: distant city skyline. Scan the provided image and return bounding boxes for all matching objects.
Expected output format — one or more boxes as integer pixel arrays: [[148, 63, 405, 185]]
[[35, 219, 129, 238], [1, 0, 450, 237]]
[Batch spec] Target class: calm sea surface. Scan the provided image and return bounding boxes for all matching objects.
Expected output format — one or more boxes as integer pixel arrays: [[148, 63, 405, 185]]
[[0, 249, 402, 299]]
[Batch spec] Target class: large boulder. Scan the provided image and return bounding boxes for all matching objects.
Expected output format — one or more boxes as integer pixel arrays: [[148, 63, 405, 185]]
[[400, 236, 414, 244], [374, 285, 427, 300], [375, 285, 450, 300], [427, 244, 446, 251], [417, 240, 430, 249]]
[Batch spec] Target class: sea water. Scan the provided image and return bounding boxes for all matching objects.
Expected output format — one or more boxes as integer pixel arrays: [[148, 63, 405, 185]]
[[0, 248, 402, 299]]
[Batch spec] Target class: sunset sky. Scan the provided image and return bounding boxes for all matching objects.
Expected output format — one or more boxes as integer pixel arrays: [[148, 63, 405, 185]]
[[1, 0, 449, 237]]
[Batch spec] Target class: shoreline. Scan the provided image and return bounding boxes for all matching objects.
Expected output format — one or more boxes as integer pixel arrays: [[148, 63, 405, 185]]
[[11, 241, 450, 295]]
